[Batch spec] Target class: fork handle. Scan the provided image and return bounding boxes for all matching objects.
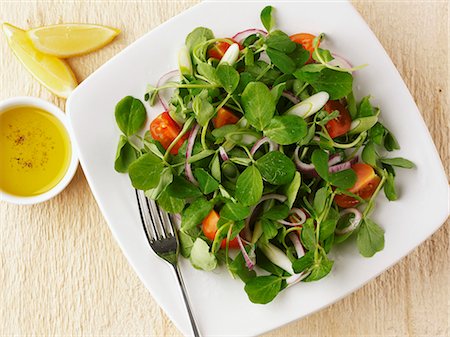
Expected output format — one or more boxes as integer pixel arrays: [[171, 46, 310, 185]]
[[173, 265, 201, 337]]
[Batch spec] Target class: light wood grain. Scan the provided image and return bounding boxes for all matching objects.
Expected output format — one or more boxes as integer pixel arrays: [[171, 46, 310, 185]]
[[0, 1, 448, 336]]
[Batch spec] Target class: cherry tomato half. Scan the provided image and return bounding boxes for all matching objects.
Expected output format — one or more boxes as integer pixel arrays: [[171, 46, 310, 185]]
[[207, 39, 242, 60], [290, 33, 318, 63], [324, 100, 352, 139], [150, 112, 187, 155], [202, 210, 239, 249], [212, 107, 240, 128], [334, 163, 381, 208]]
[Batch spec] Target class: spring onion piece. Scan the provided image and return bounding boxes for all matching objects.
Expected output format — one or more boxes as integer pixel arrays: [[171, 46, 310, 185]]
[[219, 43, 240, 66], [348, 116, 378, 135], [335, 208, 362, 235], [286, 91, 329, 118], [178, 45, 193, 76], [260, 242, 295, 275]]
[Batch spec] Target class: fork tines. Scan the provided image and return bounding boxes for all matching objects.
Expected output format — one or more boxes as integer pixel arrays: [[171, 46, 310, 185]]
[[135, 189, 174, 243]]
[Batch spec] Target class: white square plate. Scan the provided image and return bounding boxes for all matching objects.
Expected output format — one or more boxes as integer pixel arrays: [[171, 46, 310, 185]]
[[67, 1, 449, 336]]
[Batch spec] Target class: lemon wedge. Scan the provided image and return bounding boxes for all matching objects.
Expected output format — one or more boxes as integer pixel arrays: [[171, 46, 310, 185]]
[[27, 24, 120, 58], [3, 23, 77, 98]]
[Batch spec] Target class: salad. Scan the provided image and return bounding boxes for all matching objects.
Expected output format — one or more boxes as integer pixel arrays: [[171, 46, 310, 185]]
[[113, 6, 414, 304]]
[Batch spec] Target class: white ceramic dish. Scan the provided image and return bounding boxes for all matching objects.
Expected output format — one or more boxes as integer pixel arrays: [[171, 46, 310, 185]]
[[0, 96, 78, 205], [66, 1, 449, 336]]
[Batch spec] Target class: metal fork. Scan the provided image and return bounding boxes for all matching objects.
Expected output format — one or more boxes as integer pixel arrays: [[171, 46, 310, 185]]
[[135, 189, 200, 337]]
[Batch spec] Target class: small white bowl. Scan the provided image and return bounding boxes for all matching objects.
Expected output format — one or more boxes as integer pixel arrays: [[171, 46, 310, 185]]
[[0, 96, 79, 205]]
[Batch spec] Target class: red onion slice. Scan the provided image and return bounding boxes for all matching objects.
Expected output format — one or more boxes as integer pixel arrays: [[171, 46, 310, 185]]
[[243, 194, 288, 240], [282, 91, 300, 104], [185, 124, 200, 185], [328, 153, 344, 166], [294, 146, 318, 176], [278, 208, 307, 226], [232, 28, 268, 43], [330, 53, 353, 69], [156, 69, 180, 110], [250, 136, 278, 155], [288, 231, 305, 258], [335, 208, 362, 235], [236, 235, 255, 270], [218, 146, 229, 161]]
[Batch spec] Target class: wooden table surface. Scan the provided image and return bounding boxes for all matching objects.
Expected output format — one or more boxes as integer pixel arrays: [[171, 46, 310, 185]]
[[1, 1, 448, 336]]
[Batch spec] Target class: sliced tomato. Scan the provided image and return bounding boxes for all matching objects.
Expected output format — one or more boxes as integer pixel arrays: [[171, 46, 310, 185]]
[[212, 107, 240, 128], [290, 33, 318, 63], [334, 163, 381, 208], [150, 112, 187, 155], [207, 39, 242, 60], [324, 100, 352, 138], [202, 210, 239, 249]]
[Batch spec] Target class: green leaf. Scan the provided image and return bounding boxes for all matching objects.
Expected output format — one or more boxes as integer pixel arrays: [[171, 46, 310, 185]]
[[178, 230, 195, 258], [216, 64, 240, 94], [311, 149, 329, 180], [145, 167, 173, 200], [236, 71, 254, 94], [265, 30, 296, 53], [262, 204, 290, 221], [292, 250, 315, 273], [235, 165, 264, 206], [241, 82, 275, 130], [263, 115, 308, 145], [362, 142, 378, 166], [185, 27, 214, 52], [229, 250, 257, 283], [128, 152, 164, 190], [294, 67, 353, 100], [313, 187, 328, 215], [192, 89, 215, 127], [380, 157, 415, 169], [261, 218, 278, 240], [288, 44, 310, 67], [304, 254, 334, 282], [369, 122, 386, 145], [181, 198, 213, 230], [329, 169, 357, 189], [166, 175, 202, 199], [266, 48, 296, 74], [300, 218, 316, 251], [283, 171, 301, 209], [384, 171, 398, 201], [115, 96, 147, 136], [384, 130, 400, 151], [358, 96, 375, 117], [347, 92, 358, 119], [260, 5, 275, 32], [210, 153, 221, 182], [357, 218, 385, 257], [270, 82, 286, 103], [319, 207, 339, 241], [312, 48, 334, 63], [220, 202, 250, 221], [244, 275, 282, 304], [256, 151, 296, 185], [190, 238, 217, 271], [157, 190, 185, 214], [194, 168, 220, 194], [114, 135, 137, 173], [197, 62, 219, 84]]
